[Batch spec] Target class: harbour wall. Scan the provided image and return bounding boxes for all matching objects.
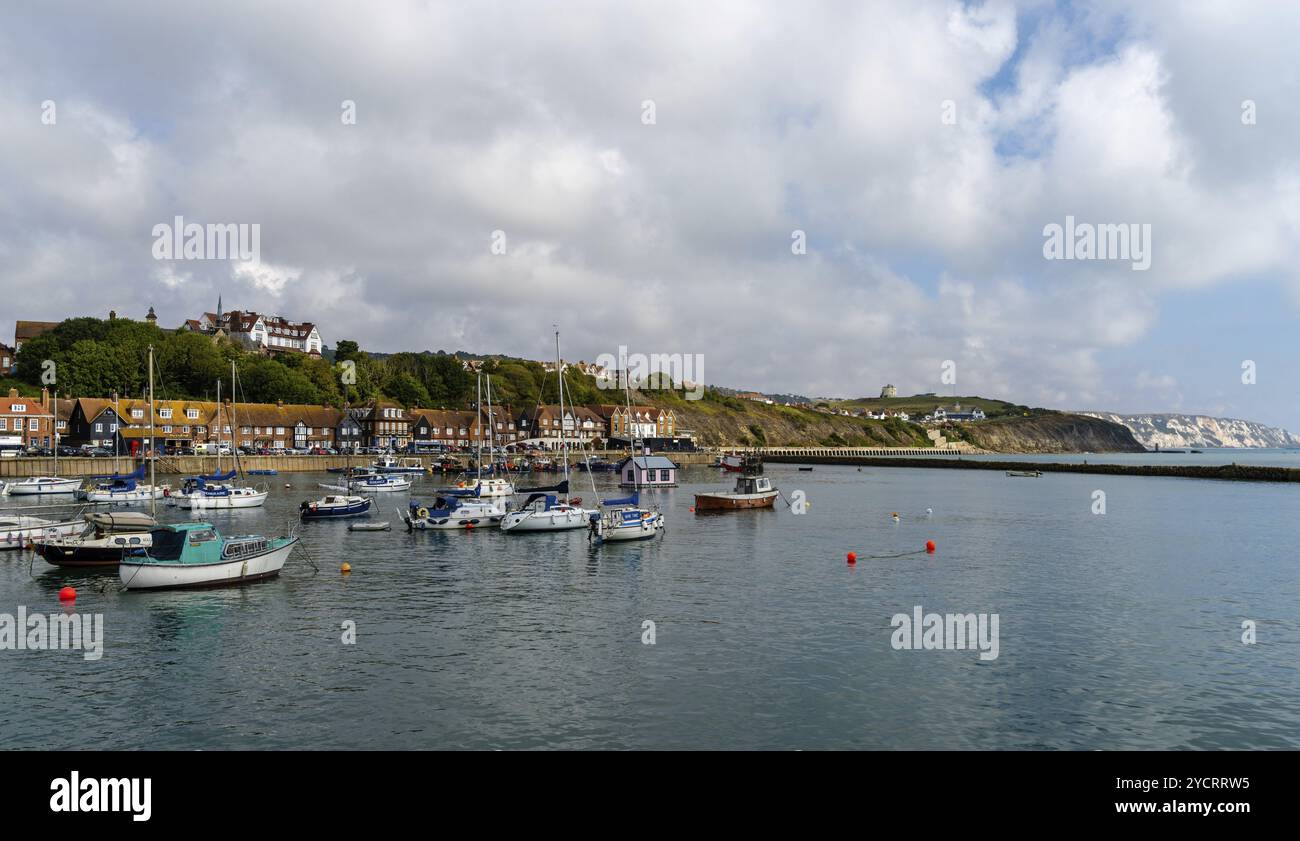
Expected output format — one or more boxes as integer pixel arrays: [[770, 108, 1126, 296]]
[[759, 453, 1300, 483]]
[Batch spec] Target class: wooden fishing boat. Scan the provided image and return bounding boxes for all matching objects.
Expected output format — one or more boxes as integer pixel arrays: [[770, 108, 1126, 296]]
[[694, 473, 779, 511]]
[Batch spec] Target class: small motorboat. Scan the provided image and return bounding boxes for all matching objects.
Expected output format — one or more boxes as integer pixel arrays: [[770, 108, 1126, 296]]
[[1005, 470, 1043, 478], [247, 469, 278, 476], [373, 456, 427, 474], [119, 522, 298, 590], [299, 495, 373, 520], [694, 473, 780, 512], [34, 512, 158, 567], [349, 521, 391, 532], [348, 473, 413, 493], [798, 467, 814, 472]]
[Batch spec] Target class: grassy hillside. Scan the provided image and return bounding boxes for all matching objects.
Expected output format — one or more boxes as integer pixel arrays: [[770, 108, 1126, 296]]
[[642, 388, 934, 447], [825, 394, 1047, 418], [949, 413, 1145, 453]]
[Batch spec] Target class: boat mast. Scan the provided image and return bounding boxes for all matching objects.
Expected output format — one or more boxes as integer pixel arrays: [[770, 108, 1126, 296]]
[[215, 377, 222, 475], [148, 345, 156, 518], [475, 373, 483, 483], [53, 390, 58, 477], [229, 360, 240, 478], [486, 373, 495, 475], [555, 328, 570, 501]]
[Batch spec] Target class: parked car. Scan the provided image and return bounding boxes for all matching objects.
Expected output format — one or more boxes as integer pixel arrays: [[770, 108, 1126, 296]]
[[84, 447, 113, 457]]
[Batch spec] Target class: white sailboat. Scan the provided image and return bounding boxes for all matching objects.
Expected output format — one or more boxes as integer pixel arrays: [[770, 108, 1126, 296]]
[[405, 374, 506, 530], [6, 391, 82, 495], [173, 363, 268, 510], [589, 360, 665, 543], [502, 330, 595, 533]]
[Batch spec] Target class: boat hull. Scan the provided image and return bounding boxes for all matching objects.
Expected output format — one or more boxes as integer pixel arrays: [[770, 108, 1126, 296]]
[[35, 534, 151, 567], [0, 519, 83, 550], [84, 486, 165, 503], [593, 511, 664, 542], [119, 539, 297, 590], [6, 477, 83, 495], [500, 507, 593, 532], [693, 491, 779, 511], [176, 489, 268, 509]]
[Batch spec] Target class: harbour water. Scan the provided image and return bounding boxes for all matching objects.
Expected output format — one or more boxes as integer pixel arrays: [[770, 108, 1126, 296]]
[[2, 463, 1298, 749]]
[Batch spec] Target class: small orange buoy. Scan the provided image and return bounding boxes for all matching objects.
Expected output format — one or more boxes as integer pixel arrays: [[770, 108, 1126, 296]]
[[925, 540, 936, 554], [846, 551, 857, 564], [58, 586, 76, 602], [689, 506, 695, 513], [341, 563, 351, 574]]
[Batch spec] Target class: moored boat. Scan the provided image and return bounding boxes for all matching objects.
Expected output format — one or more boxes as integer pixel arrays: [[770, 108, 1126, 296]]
[[299, 494, 373, 520], [373, 455, 426, 474], [5, 476, 83, 496], [348, 473, 412, 493], [119, 522, 298, 590], [34, 512, 158, 567], [589, 491, 664, 542], [694, 473, 779, 511], [0, 514, 84, 550], [402, 495, 506, 530]]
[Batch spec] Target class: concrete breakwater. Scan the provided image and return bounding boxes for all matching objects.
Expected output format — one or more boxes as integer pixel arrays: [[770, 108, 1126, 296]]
[[762, 453, 1300, 483], [0, 450, 719, 478]]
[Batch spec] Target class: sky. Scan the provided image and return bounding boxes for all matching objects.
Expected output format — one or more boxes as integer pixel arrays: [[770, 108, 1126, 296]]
[[2, 1, 1299, 427]]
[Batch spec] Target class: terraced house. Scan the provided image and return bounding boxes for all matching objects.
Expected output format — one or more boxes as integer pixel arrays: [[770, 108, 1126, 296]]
[[233, 401, 341, 450], [351, 398, 411, 450], [587, 404, 676, 443], [409, 405, 519, 450], [517, 405, 606, 447], [0, 388, 55, 451]]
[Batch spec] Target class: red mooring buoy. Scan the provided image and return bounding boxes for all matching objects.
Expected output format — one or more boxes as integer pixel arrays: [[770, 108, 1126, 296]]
[[847, 551, 857, 564], [926, 540, 936, 554], [58, 586, 76, 602]]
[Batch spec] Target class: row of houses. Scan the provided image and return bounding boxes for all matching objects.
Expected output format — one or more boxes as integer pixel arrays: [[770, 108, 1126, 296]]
[[13, 304, 324, 362], [1, 388, 685, 453]]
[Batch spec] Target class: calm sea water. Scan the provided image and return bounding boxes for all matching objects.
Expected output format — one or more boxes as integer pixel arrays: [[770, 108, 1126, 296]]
[[2, 463, 1298, 750]]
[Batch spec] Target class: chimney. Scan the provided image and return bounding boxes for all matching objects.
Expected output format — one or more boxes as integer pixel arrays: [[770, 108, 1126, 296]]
[[277, 399, 284, 407], [40, 387, 49, 411], [7, 388, 17, 399]]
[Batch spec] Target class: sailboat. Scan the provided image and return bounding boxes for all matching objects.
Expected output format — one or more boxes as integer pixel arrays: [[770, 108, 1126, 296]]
[[502, 330, 595, 533], [438, 373, 515, 499], [5, 391, 82, 496], [119, 346, 296, 591], [173, 363, 268, 509], [405, 374, 507, 530], [588, 364, 665, 543], [82, 463, 167, 503]]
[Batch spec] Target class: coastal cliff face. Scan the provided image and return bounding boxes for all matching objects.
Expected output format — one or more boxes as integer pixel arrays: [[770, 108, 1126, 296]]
[[952, 413, 1145, 453], [1079, 412, 1300, 449]]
